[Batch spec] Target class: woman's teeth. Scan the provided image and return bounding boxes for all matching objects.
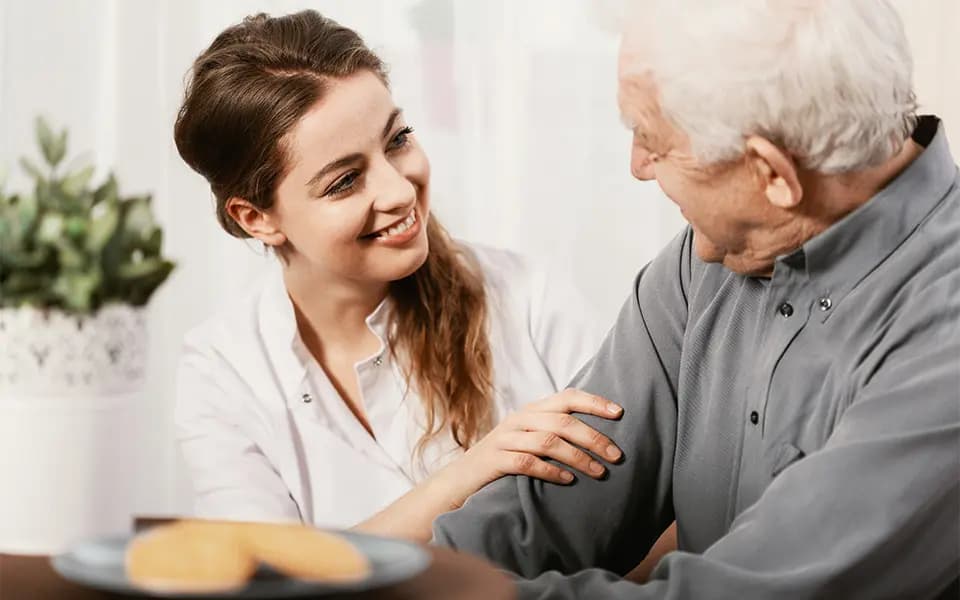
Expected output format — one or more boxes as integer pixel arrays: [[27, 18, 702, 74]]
[[377, 212, 416, 238]]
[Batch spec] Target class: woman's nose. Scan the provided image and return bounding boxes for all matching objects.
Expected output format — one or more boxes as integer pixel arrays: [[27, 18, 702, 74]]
[[371, 160, 417, 213]]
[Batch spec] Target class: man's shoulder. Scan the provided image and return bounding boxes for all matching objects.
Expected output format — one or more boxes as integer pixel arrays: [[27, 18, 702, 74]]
[[634, 226, 733, 308], [865, 179, 960, 307]]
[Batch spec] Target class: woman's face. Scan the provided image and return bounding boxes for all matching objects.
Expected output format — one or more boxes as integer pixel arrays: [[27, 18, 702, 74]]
[[268, 70, 431, 288]]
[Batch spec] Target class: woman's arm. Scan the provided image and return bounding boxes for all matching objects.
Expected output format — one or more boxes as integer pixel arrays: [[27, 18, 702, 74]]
[[354, 390, 624, 542]]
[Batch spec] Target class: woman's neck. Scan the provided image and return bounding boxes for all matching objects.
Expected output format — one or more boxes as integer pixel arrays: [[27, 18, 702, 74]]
[[283, 265, 388, 354]]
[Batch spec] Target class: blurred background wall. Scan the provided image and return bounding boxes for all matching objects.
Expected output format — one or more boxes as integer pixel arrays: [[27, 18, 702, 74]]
[[0, 0, 956, 516]]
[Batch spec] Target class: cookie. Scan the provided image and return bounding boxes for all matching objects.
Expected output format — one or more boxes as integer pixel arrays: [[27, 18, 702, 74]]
[[240, 521, 371, 583], [125, 520, 257, 593], [124, 519, 371, 592]]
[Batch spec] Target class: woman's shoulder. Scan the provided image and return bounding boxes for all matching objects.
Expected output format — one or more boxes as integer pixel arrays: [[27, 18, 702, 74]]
[[453, 239, 588, 337], [181, 267, 281, 360], [452, 241, 605, 405]]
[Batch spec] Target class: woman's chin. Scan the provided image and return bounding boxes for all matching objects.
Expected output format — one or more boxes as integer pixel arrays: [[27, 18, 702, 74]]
[[364, 237, 430, 283], [391, 244, 430, 281]]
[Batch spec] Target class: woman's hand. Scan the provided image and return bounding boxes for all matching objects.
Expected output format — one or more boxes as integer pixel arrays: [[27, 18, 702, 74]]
[[438, 389, 624, 509], [355, 389, 624, 542]]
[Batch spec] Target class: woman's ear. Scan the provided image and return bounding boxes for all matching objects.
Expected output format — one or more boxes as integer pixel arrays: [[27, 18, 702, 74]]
[[225, 197, 287, 246], [745, 136, 803, 209]]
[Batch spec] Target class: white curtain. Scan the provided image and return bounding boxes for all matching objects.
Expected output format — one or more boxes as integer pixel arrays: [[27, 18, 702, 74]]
[[0, 0, 956, 515]]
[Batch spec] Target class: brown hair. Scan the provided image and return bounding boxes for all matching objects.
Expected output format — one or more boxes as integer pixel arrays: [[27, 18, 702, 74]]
[[174, 10, 494, 452]]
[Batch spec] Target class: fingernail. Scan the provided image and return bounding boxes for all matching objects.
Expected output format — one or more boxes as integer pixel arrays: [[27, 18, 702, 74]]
[[560, 471, 574, 482], [605, 445, 622, 460], [608, 403, 623, 415], [589, 461, 605, 475]]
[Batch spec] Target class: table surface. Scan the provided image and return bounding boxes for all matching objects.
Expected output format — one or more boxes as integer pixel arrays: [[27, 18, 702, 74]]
[[0, 547, 515, 600]]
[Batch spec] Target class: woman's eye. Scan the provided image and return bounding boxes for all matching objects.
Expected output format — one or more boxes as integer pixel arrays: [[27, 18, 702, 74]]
[[387, 126, 414, 151], [326, 171, 360, 196]]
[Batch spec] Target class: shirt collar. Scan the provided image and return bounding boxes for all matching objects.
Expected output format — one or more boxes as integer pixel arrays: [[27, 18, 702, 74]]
[[775, 116, 957, 313], [258, 265, 393, 402]]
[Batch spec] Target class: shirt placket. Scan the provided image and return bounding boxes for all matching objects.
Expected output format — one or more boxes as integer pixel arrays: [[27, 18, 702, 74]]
[[735, 270, 812, 514], [355, 355, 415, 482], [299, 358, 398, 474]]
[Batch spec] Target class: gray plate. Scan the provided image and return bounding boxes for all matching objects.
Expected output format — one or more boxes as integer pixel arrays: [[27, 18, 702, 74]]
[[51, 530, 431, 598]]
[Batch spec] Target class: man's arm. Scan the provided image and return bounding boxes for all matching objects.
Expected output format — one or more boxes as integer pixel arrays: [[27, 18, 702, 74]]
[[447, 263, 960, 599], [432, 229, 693, 577]]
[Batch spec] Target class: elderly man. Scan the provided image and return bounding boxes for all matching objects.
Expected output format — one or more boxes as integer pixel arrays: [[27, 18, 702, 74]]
[[432, 0, 960, 598]]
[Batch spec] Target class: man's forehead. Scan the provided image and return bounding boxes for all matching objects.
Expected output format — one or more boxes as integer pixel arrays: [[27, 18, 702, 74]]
[[617, 70, 658, 122], [618, 35, 649, 78]]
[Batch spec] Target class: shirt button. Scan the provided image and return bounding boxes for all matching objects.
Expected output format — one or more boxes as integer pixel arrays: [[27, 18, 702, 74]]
[[301, 393, 312, 403], [749, 411, 759, 425], [778, 302, 794, 318], [818, 297, 832, 311], [374, 356, 383, 366]]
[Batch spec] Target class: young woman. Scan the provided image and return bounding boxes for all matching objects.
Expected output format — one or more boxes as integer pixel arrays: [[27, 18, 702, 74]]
[[173, 10, 623, 542]]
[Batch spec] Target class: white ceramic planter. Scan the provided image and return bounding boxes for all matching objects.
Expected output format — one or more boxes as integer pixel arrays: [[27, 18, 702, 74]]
[[0, 304, 146, 555]]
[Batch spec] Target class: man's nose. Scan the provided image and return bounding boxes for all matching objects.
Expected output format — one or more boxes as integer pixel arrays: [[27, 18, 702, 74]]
[[630, 147, 657, 181]]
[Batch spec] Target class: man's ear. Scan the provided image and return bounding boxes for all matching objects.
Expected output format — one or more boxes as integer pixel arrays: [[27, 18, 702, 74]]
[[225, 197, 286, 246], [745, 136, 803, 209]]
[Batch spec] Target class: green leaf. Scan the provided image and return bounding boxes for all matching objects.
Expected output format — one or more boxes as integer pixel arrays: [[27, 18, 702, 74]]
[[36, 213, 64, 244], [86, 200, 120, 253], [51, 130, 68, 167], [16, 193, 39, 235], [0, 217, 10, 248], [2, 292, 55, 310], [36, 117, 58, 167], [0, 196, 24, 249], [122, 196, 156, 237], [61, 165, 95, 196], [55, 239, 86, 270], [34, 179, 53, 208], [115, 256, 169, 280], [19, 157, 46, 181], [52, 268, 101, 312], [1, 122, 174, 313], [3, 271, 51, 293], [0, 246, 51, 269], [93, 174, 118, 205], [142, 228, 163, 255], [116, 258, 174, 306], [64, 215, 88, 240]]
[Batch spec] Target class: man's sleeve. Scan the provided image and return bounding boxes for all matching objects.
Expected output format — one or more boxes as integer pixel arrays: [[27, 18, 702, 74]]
[[432, 228, 692, 577]]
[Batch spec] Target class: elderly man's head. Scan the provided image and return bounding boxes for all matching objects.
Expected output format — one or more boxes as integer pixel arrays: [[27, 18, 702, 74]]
[[619, 0, 918, 274]]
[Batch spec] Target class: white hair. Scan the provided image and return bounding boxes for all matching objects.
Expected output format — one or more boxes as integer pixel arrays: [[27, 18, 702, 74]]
[[622, 0, 918, 173]]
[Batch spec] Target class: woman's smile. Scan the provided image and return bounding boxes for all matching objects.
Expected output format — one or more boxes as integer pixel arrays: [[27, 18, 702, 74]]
[[362, 208, 422, 247]]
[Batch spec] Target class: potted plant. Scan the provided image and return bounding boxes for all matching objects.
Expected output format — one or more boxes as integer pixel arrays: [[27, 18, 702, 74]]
[[0, 117, 174, 554]]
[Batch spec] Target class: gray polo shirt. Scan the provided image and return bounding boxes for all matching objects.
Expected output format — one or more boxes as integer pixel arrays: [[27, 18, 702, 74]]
[[433, 116, 960, 599]]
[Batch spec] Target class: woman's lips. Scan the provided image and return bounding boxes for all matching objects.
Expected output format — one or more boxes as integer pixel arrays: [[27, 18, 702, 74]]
[[364, 209, 421, 246]]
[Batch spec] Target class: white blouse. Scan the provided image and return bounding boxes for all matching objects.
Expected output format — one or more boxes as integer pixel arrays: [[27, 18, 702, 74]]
[[175, 243, 604, 529]]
